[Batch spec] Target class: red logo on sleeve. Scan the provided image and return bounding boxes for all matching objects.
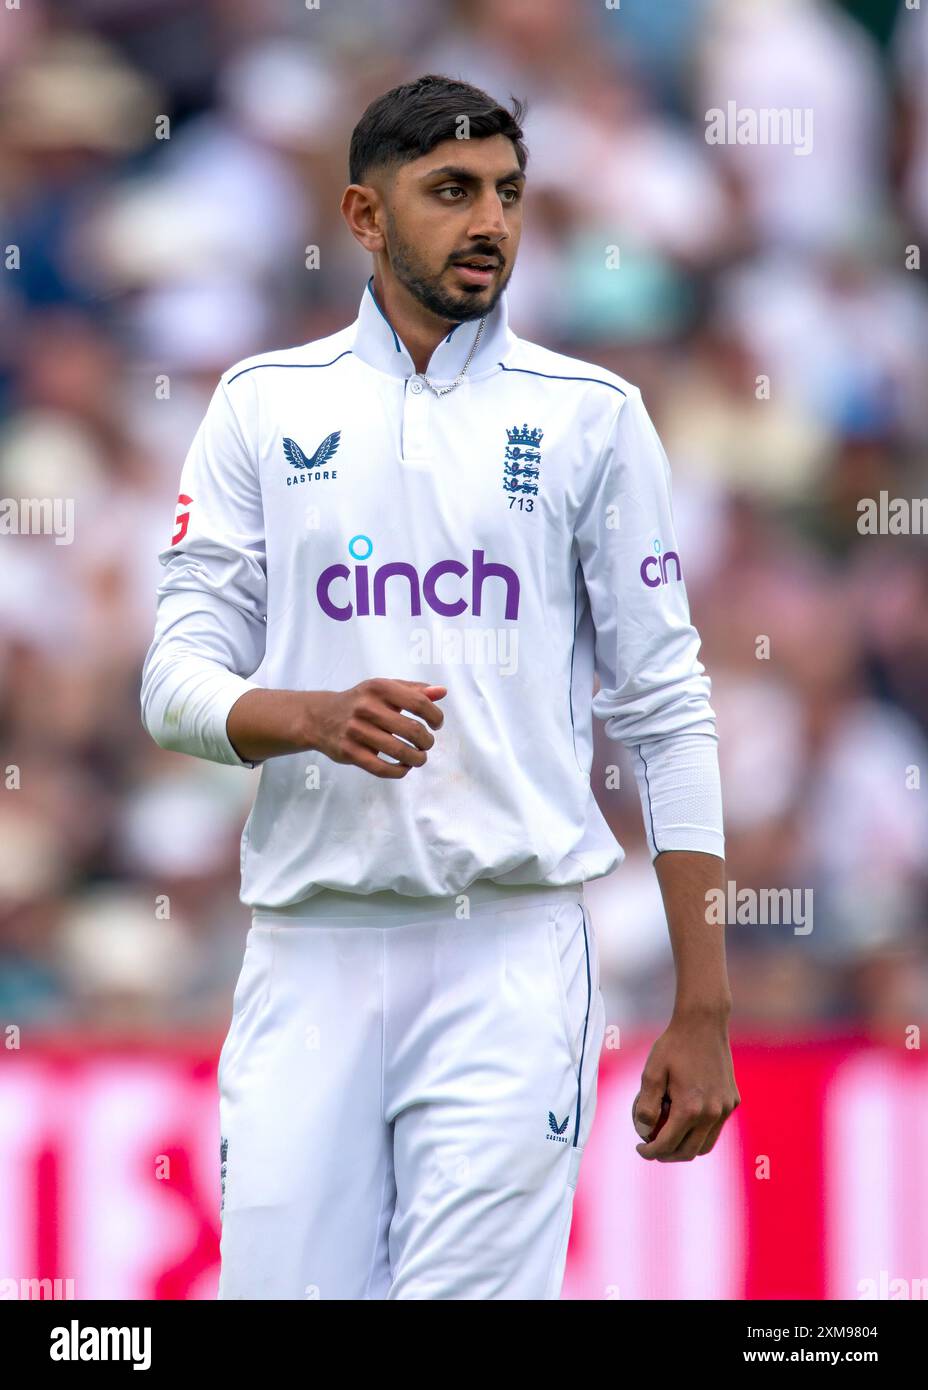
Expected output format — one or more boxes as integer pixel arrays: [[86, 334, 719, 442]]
[[172, 494, 193, 545]]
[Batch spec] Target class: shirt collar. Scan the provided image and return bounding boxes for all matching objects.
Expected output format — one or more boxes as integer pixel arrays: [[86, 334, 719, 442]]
[[351, 274, 514, 383]]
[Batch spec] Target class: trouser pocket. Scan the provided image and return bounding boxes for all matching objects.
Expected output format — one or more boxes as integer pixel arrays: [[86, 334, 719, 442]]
[[217, 925, 275, 1103], [546, 900, 605, 1168], [546, 900, 599, 1076]]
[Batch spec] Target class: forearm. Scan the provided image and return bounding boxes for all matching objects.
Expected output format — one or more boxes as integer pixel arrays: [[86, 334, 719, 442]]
[[226, 679, 446, 776], [654, 849, 732, 1018], [226, 688, 321, 763]]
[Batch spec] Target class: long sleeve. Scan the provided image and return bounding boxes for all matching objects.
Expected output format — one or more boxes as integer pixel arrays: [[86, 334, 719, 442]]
[[140, 374, 267, 769], [575, 386, 724, 860]]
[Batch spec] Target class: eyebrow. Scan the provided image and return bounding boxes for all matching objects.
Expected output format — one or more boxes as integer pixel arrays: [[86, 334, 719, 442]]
[[420, 165, 526, 186]]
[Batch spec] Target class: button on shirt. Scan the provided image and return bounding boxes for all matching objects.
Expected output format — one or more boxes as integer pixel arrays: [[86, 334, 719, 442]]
[[140, 276, 725, 908]]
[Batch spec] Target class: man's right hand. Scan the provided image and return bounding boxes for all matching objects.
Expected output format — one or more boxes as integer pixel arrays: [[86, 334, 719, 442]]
[[308, 679, 446, 777], [226, 679, 446, 774]]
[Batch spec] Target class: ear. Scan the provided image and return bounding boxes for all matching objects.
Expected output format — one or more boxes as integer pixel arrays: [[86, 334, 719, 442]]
[[341, 184, 385, 253]]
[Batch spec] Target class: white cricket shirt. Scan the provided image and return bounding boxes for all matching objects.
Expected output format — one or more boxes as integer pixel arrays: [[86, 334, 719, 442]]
[[141, 277, 724, 907]]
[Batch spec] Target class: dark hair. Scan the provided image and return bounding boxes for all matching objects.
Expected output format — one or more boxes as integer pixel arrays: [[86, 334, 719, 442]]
[[349, 74, 528, 186]]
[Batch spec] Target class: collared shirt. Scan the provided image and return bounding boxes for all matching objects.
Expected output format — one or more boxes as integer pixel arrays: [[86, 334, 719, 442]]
[[140, 277, 724, 907]]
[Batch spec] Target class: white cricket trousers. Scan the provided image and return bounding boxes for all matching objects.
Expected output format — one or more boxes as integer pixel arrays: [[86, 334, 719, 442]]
[[216, 879, 606, 1300]]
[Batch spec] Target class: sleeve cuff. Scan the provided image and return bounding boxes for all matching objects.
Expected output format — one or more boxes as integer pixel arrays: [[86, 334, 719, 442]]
[[650, 827, 726, 862], [215, 675, 263, 768]]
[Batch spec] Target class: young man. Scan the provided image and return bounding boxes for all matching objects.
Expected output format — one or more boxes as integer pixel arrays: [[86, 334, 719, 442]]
[[141, 74, 738, 1301]]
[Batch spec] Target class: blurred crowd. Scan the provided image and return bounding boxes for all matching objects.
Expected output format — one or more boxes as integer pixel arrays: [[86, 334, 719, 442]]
[[1, 0, 926, 1038]]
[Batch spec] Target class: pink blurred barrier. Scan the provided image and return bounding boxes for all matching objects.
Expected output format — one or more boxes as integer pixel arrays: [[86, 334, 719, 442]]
[[0, 1037, 925, 1300]]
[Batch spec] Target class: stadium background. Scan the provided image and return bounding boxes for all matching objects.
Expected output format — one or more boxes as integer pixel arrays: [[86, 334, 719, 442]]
[[1, 0, 926, 1300]]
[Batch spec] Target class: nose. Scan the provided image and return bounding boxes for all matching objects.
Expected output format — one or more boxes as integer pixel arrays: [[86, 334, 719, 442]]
[[468, 191, 510, 249]]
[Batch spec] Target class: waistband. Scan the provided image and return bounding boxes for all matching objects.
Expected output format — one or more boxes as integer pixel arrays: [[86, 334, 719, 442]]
[[253, 879, 584, 926]]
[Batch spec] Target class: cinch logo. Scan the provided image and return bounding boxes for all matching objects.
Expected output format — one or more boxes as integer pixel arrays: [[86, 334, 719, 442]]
[[640, 539, 682, 588], [317, 535, 521, 622]]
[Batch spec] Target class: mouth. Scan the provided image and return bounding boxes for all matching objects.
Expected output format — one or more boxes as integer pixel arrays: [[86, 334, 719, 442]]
[[451, 257, 500, 287]]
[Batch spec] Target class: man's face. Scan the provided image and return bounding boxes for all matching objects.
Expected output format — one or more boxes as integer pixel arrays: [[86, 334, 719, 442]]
[[379, 134, 524, 323]]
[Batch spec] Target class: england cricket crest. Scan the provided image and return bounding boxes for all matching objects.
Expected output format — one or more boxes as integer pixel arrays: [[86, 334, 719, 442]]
[[502, 423, 543, 502]]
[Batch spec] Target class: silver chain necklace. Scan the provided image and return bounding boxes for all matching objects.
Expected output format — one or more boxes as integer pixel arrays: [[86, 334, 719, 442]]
[[421, 315, 487, 397]]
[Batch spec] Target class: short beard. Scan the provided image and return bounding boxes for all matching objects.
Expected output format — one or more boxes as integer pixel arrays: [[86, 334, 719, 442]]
[[386, 215, 507, 324]]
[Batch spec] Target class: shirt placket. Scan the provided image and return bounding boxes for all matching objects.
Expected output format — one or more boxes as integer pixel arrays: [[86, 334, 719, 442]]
[[400, 374, 432, 468]]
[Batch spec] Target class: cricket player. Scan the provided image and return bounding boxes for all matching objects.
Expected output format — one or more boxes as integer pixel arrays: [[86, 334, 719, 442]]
[[141, 74, 739, 1300]]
